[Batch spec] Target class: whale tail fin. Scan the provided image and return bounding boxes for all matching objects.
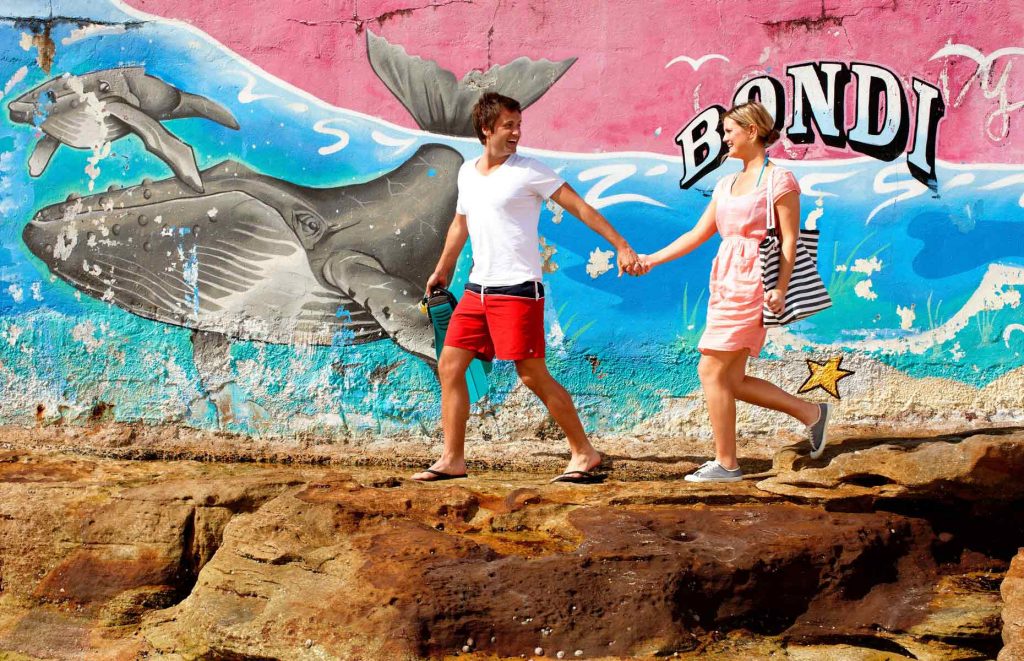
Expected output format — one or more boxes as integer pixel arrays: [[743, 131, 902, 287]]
[[367, 30, 576, 138]]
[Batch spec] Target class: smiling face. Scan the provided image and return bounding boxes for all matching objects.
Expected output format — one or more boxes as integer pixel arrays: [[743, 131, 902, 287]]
[[722, 117, 760, 159], [482, 108, 522, 159]]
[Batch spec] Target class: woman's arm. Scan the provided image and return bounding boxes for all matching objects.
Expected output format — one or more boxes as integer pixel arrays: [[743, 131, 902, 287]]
[[639, 199, 719, 271], [765, 190, 800, 314]]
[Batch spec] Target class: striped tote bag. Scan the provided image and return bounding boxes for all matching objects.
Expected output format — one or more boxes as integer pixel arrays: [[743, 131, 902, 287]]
[[759, 168, 832, 326]]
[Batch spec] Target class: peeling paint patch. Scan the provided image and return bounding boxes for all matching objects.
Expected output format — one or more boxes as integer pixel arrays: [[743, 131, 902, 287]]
[[896, 305, 916, 330], [854, 279, 878, 301], [61, 24, 127, 45], [544, 199, 564, 224], [54, 224, 79, 262], [24, 26, 56, 74], [586, 248, 615, 279], [539, 236, 559, 274], [62, 74, 113, 190], [6, 284, 24, 303], [72, 320, 105, 353], [851, 257, 883, 275], [2, 323, 22, 347]]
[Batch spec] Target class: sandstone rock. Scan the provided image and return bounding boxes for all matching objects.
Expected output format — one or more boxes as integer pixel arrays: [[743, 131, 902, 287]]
[[141, 475, 949, 659], [760, 429, 1024, 504], [1002, 549, 1024, 661], [0, 451, 304, 659], [0, 444, 1011, 660]]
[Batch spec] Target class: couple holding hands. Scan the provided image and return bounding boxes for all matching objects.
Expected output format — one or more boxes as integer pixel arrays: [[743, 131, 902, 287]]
[[411, 93, 830, 485]]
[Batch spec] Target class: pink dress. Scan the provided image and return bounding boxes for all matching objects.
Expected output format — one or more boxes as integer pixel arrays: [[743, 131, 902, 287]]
[[697, 167, 800, 356]]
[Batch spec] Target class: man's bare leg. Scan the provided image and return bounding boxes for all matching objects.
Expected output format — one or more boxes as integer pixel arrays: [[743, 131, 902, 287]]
[[515, 358, 601, 474], [411, 346, 477, 481]]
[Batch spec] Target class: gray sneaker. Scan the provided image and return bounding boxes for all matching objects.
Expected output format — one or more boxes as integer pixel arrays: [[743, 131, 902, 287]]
[[684, 460, 744, 483], [807, 402, 831, 459]]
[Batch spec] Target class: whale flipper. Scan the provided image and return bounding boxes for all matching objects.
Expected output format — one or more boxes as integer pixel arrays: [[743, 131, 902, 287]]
[[28, 135, 60, 177], [105, 100, 204, 192], [123, 72, 240, 130], [322, 250, 434, 363], [367, 30, 576, 137], [176, 90, 241, 130]]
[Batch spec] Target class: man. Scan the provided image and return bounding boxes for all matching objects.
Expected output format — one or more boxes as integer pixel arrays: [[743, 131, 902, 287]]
[[411, 92, 641, 483]]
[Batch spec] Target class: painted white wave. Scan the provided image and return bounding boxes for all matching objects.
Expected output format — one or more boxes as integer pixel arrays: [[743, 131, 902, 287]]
[[945, 172, 976, 190], [2, 65, 27, 97], [313, 119, 350, 155], [1004, 323, 1024, 348], [237, 71, 276, 104], [867, 162, 928, 223], [981, 173, 1024, 206], [371, 130, 417, 154], [577, 164, 667, 210], [770, 263, 1024, 355], [798, 171, 861, 198]]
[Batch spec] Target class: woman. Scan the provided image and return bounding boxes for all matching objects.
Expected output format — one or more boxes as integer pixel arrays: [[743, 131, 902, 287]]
[[637, 102, 830, 482]]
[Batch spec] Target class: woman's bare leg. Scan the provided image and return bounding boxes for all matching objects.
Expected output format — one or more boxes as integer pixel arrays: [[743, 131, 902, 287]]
[[697, 349, 749, 470], [734, 374, 820, 425]]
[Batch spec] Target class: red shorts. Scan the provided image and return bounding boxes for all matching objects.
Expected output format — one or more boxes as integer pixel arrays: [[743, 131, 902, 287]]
[[444, 283, 545, 361]]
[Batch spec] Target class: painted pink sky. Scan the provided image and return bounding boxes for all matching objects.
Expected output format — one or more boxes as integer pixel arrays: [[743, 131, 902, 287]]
[[124, 0, 1024, 163]]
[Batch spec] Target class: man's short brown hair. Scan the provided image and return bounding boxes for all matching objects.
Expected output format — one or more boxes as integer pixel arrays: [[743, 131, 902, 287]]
[[471, 92, 522, 144]]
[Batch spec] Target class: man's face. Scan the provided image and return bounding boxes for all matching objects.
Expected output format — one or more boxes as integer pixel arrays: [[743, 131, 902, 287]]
[[483, 108, 522, 156]]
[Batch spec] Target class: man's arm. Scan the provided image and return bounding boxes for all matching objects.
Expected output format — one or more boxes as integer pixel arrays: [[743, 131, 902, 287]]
[[549, 183, 639, 276], [425, 213, 469, 293]]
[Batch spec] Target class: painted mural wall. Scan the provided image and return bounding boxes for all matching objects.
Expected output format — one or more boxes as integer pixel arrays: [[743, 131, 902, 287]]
[[1, 0, 1022, 440]]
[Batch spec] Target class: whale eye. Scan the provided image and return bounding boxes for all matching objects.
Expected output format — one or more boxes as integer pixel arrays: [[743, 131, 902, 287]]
[[98, 81, 111, 93], [294, 210, 323, 239], [44, 90, 57, 104]]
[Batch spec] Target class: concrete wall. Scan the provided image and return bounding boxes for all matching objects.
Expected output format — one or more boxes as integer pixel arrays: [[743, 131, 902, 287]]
[[1, 0, 1022, 440]]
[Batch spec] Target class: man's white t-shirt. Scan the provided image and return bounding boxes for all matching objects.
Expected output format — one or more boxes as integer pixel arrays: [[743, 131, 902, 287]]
[[456, 152, 565, 287]]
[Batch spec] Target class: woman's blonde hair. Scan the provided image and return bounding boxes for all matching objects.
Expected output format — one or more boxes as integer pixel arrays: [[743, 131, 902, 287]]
[[723, 101, 781, 147]]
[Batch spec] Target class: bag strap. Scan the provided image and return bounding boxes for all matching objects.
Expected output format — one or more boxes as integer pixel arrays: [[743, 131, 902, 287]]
[[765, 165, 776, 235]]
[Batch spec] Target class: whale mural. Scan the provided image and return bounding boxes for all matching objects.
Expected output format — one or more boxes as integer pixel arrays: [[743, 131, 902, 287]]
[[21, 145, 462, 362], [9, 67, 239, 191], [8, 32, 580, 369], [1, 0, 1022, 437]]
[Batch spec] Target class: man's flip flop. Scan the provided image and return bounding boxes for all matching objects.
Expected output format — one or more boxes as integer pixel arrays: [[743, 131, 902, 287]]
[[550, 469, 607, 484], [412, 469, 468, 482]]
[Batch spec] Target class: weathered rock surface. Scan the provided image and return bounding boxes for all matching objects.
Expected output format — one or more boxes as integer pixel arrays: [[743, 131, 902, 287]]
[[762, 427, 1024, 504], [0, 426, 1021, 659], [1003, 550, 1024, 661]]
